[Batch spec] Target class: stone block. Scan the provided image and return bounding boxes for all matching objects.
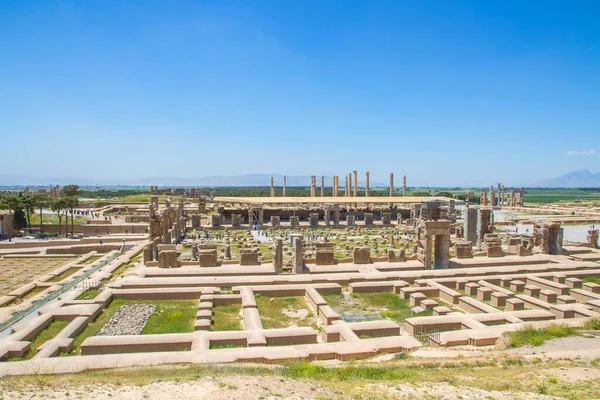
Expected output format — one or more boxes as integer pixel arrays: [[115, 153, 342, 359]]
[[539, 290, 557, 303], [477, 287, 493, 301], [454, 242, 473, 259], [364, 213, 373, 227], [353, 247, 370, 264], [420, 299, 437, 310], [158, 250, 177, 268], [433, 306, 451, 316], [505, 298, 525, 311], [583, 282, 600, 293], [239, 250, 259, 266], [316, 250, 335, 265], [565, 278, 582, 289], [465, 282, 479, 296], [509, 280, 525, 292], [490, 292, 508, 307], [270, 216, 280, 228], [524, 285, 541, 297], [346, 215, 355, 226], [409, 292, 426, 307], [557, 295, 576, 304]]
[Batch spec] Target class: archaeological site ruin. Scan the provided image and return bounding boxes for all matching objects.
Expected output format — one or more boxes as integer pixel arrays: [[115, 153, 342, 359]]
[[1, 173, 600, 377]]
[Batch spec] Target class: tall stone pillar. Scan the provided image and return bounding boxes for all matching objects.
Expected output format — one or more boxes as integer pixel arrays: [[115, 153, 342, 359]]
[[365, 171, 370, 197], [520, 187, 525, 206], [292, 236, 304, 274], [311, 175, 316, 197], [348, 173, 352, 197], [501, 185, 505, 207], [333, 176, 338, 197], [273, 238, 283, 274], [270, 176, 275, 197], [321, 176, 325, 197], [283, 176, 287, 197], [489, 185, 495, 207], [465, 190, 471, 207], [403, 175, 407, 196], [464, 207, 477, 245], [389, 173, 394, 196], [353, 170, 358, 197]]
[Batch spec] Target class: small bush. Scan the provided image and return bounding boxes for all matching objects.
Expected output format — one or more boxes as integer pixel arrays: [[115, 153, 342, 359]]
[[583, 318, 600, 330], [507, 324, 579, 348]]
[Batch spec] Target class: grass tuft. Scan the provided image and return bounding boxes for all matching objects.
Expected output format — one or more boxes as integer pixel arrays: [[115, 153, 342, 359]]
[[507, 324, 579, 347]]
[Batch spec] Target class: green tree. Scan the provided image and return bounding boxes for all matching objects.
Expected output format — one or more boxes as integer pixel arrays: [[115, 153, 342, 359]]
[[433, 191, 454, 198], [50, 198, 67, 236], [411, 191, 431, 197], [3, 194, 20, 216], [13, 207, 27, 231], [20, 194, 35, 232], [33, 193, 50, 236], [63, 185, 81, 237]]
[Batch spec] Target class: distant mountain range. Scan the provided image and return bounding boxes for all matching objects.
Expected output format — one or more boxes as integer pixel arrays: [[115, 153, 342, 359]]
[[0, 174, 387, 188], [531, 170, 600, 188]]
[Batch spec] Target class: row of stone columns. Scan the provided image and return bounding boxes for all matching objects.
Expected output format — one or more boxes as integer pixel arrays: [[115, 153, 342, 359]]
[[269, 173, 408, 197]]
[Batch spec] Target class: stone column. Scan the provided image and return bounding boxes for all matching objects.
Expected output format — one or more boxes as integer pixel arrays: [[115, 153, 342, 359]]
[[501, 185, 505, 207], [333, 176, 338, 197], [403, 175, 407, 196], [353, 170, 358, 197], [464, 207, 477, 245], [292, 236, 304, 274], [321, 176, 325, 197], [311, 175, 316, 197], [365, 171, 370, 197], [389, 173, 394, 196], [273, 238, 283, 274], [465, 190, 471, 207], [489, 185, 495, 207], [348, 173, 352, 197], [283, 176, 287, 197], [270, 176, 275, 197], [520, 187, 525, 206]]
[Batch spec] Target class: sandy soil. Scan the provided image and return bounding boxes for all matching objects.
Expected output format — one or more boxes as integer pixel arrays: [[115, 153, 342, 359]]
[[0, 376, 562, 400]]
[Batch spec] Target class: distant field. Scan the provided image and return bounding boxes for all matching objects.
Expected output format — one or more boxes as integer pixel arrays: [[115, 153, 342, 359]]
[[73, 187, 600, 204]]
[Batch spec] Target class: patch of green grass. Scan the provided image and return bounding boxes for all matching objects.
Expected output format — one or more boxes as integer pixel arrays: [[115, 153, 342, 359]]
[[79, 255, 103, 265], [211, 304, 242, 331], [75, 280, 106, 300], [507, 324, 579, 347], [583, 317, 600, 330], [324, 292, 415, 323], [582, 276, 600, 285], [255, 296, 315, 329], [110, 261, 134, 279], [20, 320, 70, 360], [69, 299, 197, 354], [46, 267, 82, 282]]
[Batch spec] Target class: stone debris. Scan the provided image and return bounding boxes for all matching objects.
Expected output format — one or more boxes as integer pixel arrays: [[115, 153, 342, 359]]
[[98, 304, 156, 336]]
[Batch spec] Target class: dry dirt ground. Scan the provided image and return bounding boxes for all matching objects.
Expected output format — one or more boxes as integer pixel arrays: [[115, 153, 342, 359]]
[[0, 257, 75, 296], [1, 338, 599, 399], [0, 376, 565, 400]]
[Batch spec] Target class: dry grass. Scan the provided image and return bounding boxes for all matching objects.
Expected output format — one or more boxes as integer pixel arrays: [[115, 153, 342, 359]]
[[0, 257, 76, 297]]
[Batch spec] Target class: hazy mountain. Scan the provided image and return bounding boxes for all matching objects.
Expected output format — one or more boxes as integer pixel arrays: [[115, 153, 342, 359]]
[[0, 174, 387, 188], [532, 170, 600, 188]]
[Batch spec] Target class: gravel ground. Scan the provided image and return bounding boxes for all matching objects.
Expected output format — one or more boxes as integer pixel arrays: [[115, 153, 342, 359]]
[[98, 304, 156, 336], [506, 335, 600, 354], [0, 376, 561, 400]]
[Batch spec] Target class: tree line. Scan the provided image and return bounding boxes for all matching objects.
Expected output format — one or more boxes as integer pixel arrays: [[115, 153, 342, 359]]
[[0, 185, 81, 237]]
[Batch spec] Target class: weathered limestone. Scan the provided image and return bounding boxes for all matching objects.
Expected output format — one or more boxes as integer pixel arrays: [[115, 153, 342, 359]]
[[381, 213, 391, 226], [389, 173, 394, 196], [534, 222, 563, 255], [283, 176, 287, 196], [403, 175, 407, 196], [365, 171, 370, 197], [464, 207, 477, 245], [388, 248, 406, 262], [157, 244, 177, 268], [231, 214, 242, 229], [364, 213, 374, 227], [198, 244, 218, 267], [311, 175, 316, 197], [270, 216, 280, 228], [270, 176, 275, 197], [309, 213, 319, 228], [191, 215, 201, 230], [292, 236, 304, 274], [454, 242, 473, 259], [417, 201, 451, 269], [489, 185, 495, 207], [315, 242, 335, 265], [346, 214, 356, 227], [290, 216, 300, 228], [239, 249, 259, 266], [321, 176, 325, 197], [353, 170, 358, 197], [353, 246, 370, 264], [211, 214, 222, 229], [478, 208, 493, 244], [485, 234, 503, 257], [272, 238, 283, 274], [587, 229, 599, 248]]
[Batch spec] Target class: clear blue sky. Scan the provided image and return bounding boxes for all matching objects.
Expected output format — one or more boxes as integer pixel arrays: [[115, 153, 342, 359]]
[[1, 0, 599, 186]]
